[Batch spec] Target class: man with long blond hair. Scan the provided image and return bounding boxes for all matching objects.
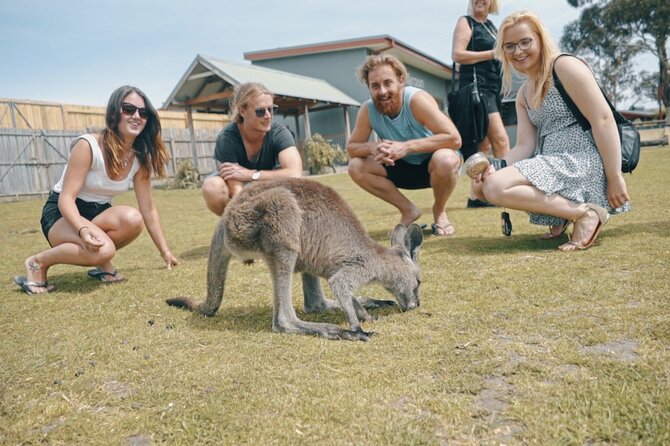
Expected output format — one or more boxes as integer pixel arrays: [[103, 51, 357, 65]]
[[202, 82, 303, 216]]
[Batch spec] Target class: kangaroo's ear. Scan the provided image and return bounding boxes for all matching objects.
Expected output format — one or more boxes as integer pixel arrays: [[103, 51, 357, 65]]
[[390, 223, 407, 247], [405, 224, 424, 263]]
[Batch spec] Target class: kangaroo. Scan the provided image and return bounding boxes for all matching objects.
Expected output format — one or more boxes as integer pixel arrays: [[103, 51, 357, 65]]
[[166, 178, 423, 341]]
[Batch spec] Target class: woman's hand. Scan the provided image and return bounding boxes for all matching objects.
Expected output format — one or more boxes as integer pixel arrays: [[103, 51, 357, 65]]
[[78, 227, 105, 251], [161, 249, 178, 270], [474, 164, 496, 183], [606, 173, 629, 209]]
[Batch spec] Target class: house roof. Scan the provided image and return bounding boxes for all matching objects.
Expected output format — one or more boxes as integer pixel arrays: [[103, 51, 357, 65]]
[[162, 55, 359, 114], [244, 35, 454, 80]]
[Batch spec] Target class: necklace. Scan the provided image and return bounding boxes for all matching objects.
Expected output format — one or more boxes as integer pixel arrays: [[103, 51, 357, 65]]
[[121, 151, 135, 168]]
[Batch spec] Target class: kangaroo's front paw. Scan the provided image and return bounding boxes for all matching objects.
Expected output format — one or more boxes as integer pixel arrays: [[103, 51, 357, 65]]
[[341, 329, 374, 342], [357, 297, 398, 309]]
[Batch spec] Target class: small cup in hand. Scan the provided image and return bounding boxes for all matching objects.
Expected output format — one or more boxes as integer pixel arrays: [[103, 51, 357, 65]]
[[463, 153, 490, 179]]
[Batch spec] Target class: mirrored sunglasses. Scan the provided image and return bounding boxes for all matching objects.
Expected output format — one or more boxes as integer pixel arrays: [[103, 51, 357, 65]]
[[254, 105, 279, 118], [121, 102, 149, 119]]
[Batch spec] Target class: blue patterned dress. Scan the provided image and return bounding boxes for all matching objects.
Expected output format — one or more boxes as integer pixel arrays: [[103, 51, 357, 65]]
[[513, 85, 631, 227]]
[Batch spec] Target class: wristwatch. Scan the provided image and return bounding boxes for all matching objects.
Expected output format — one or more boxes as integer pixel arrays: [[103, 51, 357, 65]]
[[251, 170, 261, 181]]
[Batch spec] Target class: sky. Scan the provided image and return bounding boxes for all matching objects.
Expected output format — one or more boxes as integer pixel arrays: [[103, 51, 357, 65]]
[[0, 0, 603, 109]]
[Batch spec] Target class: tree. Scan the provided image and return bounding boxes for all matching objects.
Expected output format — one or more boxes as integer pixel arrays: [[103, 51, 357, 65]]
[[564, 0, 670, 121], [561, 5, 639, 106]]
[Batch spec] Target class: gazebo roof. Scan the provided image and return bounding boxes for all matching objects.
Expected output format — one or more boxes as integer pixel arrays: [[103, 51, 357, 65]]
[[162, 55, 359, 115]]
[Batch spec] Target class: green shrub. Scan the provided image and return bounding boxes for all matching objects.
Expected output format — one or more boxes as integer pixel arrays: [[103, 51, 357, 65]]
[[302, 133, 348, 175], [169, 159, 201, 189]]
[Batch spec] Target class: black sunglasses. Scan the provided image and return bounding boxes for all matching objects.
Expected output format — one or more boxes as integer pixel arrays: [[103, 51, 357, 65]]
[[254, 105, 279, 118], [121, 102, 149, 119]]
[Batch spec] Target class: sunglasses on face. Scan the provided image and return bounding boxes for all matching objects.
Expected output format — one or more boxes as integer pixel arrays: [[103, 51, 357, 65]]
[[121, 102, 149, 119], [503, 37, 534, 54], [253, 105, 279, 118]]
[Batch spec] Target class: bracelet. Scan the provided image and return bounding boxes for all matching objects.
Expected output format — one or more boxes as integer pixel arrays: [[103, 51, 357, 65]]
[[78, 226, 89, 237]]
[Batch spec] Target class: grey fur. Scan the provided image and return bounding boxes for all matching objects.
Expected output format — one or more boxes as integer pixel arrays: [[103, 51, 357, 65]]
[[166, 178, 423, 341]]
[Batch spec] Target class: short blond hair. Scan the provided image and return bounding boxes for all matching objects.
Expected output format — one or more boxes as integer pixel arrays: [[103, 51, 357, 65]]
[[230, 82, 273, 123], [467, 0, 500, 15], [357, 54, 408, 87]]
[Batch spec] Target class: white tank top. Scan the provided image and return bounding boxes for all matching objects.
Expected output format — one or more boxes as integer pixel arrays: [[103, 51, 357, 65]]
[[53, 134, 140, 204]]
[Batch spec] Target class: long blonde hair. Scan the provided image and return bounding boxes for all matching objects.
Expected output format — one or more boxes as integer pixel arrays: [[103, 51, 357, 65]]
[[467, 0, 499, 15], [495, 10, 559, 108]]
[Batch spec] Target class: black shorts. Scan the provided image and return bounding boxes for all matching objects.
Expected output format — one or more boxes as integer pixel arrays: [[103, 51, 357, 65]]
[[384, 158, 432, 190], [480, 89, 502, 115], [40, 191, 112, 242]]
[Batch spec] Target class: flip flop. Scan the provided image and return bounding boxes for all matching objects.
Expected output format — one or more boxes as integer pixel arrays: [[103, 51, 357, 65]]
[[431, 222, 455, 237], [13, 276, 54, 295], [87, 268, 124, 283]]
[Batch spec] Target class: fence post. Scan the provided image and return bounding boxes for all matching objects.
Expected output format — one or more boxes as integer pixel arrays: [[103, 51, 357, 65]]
[[185, 106, 199, 171]]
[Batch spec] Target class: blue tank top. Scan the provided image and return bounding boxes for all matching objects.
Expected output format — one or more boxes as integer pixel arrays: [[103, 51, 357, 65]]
[[366, 86, 432, 165]]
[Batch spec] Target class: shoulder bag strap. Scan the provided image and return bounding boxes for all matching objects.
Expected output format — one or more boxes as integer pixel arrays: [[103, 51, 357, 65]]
[[452, 16, 476, 93], [464, 16, 477, 84], [552, 53, 626, 130]]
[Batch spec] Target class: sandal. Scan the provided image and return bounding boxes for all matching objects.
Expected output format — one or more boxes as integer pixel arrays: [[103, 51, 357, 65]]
[[540, 220, 570, 240], [558, 204, 610, 251], [13, 276, 54, 295], [87, 268, 125, 283], [431, 222, 455, 237]]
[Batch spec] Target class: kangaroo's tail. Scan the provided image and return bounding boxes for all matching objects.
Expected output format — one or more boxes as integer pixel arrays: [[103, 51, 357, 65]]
[[166, 219, 231, 316]]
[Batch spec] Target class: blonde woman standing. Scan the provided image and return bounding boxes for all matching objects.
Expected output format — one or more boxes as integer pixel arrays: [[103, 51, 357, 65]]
[[452, 0, 510, 207]]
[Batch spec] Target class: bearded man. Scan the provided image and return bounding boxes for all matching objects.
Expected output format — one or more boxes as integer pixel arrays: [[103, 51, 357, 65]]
[[346, 54, 462, 236]]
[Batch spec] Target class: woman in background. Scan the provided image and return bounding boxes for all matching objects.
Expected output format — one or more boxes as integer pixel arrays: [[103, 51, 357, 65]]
[[452, 0, 510, 207]]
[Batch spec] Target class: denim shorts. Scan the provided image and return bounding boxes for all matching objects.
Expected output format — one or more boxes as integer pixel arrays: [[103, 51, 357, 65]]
[[40, 191, 111, 242]]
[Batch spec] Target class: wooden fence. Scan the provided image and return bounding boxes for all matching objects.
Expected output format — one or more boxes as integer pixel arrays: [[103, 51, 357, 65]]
[[0, 98, 229, 131], [0, 128, 220, 200], [0, 97, 232, 200]]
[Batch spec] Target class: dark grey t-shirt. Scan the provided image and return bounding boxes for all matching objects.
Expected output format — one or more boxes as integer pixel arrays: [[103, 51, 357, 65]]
[[213, 121, 295, 170]]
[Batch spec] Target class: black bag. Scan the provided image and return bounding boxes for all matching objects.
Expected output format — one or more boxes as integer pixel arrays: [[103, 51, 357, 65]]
[[448, 79, 488, 159], [447, 16, 488, 160], [552, 55, 641, 173]]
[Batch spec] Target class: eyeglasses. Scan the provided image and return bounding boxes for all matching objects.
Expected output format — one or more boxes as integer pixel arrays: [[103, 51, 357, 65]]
[[121, 103, 149, 119], [254, 105, 279, 118], [503, 38, 534, 54]]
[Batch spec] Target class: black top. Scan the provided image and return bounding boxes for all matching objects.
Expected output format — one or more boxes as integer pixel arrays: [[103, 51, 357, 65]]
[[458, 15, 502, 93], [213, 121, 295, 170]]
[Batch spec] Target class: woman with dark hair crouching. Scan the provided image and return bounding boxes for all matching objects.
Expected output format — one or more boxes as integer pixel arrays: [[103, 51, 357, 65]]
[[14, 85, 178, 294]]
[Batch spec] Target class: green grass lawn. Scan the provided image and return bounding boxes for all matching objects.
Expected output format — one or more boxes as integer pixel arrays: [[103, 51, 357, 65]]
[[1, 147, 669, 445]]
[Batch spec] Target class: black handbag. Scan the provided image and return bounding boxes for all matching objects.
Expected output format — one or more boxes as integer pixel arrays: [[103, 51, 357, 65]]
[[552, 55, 641, 173], [447, 17, 488, 160]]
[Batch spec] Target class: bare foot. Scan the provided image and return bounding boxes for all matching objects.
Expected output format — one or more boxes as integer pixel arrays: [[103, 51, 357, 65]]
[[399, 205, 422, 226], [21, 256, 54, 294], [540, 221, 569, 240]]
